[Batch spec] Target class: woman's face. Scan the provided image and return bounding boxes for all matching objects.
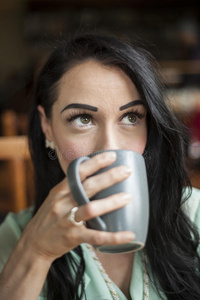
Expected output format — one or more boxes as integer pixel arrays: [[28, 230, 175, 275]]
[[39, 60, 148, 174]]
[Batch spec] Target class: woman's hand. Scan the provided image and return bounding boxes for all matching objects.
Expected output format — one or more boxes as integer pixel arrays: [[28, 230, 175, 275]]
[[0, 151, 134, 300], [21, 151, 134, 263]]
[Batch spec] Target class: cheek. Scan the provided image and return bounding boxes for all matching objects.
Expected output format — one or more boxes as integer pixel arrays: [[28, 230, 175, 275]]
[[132, 139, 146, 154], [54, 139, 91, 173], [126, 129, 147, 155]]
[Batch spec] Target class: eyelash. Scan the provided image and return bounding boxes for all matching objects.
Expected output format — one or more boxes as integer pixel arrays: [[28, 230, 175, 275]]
[[66, 109, 145, 126], [120, 110, 144, 123]]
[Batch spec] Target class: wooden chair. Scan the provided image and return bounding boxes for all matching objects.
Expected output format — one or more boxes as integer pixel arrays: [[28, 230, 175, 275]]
[[1, 110, 18, 136], [0, 136, 32, 213], [1, 110, 28, 136]]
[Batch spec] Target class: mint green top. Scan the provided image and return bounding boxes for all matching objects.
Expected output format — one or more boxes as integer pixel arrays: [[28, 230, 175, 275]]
[[0, 187, 200, 299]]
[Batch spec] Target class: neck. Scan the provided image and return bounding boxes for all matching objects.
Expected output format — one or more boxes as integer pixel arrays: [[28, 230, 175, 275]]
[[94, 249, 134, 299]]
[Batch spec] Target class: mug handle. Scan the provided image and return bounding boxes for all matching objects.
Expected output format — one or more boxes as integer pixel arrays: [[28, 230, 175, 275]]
[[67, 156, 107, 231]]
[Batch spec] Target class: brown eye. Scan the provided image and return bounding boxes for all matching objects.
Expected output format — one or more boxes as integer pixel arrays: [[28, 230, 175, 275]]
[[80, 115, 91, 124], [128, 114, 137, 123], [120, 112, 139, 125]]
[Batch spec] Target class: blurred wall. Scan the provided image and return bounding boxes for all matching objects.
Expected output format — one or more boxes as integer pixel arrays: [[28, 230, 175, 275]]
[[0, 0, 28, 84], [0, 0, 199, 112]]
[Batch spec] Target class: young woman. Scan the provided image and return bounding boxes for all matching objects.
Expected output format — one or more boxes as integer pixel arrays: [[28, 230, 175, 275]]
[[0, 33, 200, 300]]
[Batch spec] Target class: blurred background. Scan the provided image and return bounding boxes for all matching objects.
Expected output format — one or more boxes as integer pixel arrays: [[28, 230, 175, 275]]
[[0, 0, 200, 217]]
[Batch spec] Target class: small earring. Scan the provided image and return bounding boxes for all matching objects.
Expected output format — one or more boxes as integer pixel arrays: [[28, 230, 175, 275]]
[[45, 139, 55, 150]]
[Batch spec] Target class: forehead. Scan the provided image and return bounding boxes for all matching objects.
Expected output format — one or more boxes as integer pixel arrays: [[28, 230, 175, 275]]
[[55, 60, 140, 109], [61, 60, 132, 87]]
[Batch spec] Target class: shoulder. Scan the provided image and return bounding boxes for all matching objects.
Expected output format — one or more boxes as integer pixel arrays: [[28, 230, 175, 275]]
[[182, 187, 200, 226], [0, 207, 33, 272]]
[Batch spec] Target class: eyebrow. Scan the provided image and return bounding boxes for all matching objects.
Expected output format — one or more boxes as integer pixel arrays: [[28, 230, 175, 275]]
[[119, 100, 144, 111], [60, 99, 144, 114], [61, 103, 98, 113]]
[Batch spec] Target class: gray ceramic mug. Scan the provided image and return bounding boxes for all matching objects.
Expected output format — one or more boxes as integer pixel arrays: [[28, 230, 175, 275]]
[[67, 149, 149, 254]]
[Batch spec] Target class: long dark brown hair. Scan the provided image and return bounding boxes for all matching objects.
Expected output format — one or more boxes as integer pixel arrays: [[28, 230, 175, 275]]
[[28, 33, 200, 300]]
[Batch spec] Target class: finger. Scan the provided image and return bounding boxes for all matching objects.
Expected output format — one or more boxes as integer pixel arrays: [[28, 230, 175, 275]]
[[50, 177, 71, 197], [55, 152, 129, 199], [78, 228, 135, 246], [78, 151, 117, 181], [82, 165, 132, 199], [53, 152, 117, 196], [50, 152, 117, 198], [74, 192, 131, 222]]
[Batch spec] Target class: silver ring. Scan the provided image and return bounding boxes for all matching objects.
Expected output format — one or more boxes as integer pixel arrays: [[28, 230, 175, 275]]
[[68, 207, 84, 226]]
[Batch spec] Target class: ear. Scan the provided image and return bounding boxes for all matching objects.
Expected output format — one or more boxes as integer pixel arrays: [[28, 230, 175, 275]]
[[37, 105, 53, 142]]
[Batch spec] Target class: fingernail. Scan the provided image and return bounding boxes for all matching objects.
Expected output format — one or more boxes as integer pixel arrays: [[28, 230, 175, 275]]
[[126, 233, 135, 240], [121, 193, 132, 202], [120, 166, 132, 176], [105, 151, 116, 159]]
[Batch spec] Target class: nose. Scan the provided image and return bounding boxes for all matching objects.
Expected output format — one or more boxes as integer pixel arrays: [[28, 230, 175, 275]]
[[94, 127, 122, 152]]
